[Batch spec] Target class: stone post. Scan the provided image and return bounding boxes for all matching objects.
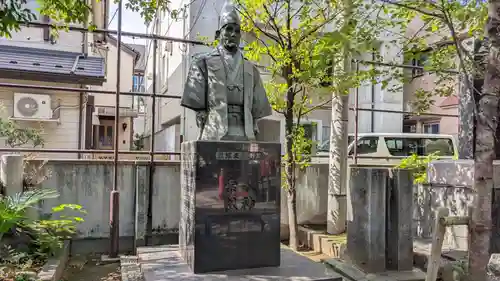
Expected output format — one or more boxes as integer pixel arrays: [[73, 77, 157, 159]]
[[386, 169, 413, 271], [134, 164, 149, 248], [347, 167, 387, 273], [347, 166, 414, 273], [0, 154, 23, 196]]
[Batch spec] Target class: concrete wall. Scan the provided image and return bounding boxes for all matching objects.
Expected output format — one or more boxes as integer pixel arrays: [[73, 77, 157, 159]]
[[3, 154, 478, 250], [23, 159, 181, 239], [281, 160, 477, 250], [424, 160, 500, 251]]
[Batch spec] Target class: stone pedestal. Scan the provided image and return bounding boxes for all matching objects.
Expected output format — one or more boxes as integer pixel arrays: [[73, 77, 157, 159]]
[[180, 141, 281, 273], [347, 167, 414, 273]]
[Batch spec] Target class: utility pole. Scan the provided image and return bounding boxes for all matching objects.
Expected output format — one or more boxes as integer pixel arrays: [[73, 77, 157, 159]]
[[327, 0, 352, 235]]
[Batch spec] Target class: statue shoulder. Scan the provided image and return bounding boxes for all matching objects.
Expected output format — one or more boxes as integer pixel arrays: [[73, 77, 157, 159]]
[[190, 52, 209, 64], [191, 49, 219, 64]]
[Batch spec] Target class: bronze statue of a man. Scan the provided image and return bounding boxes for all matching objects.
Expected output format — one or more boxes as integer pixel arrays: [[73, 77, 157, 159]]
[[180, 0, 272, 141]]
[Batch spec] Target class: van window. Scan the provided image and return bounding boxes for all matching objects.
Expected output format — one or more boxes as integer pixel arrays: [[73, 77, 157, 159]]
[[348, 137, 378, 155], [317, 135, 355, 153], [422, 138, 454, 156], [384, 137, 454, 156]]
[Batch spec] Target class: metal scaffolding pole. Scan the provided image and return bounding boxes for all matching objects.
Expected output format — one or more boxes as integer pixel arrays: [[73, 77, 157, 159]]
[[0, 82, 179, 98], [0, 148, 177, 154], [146, 39, 158, 246], [22, 21, 207, 45], [109, 0, 123, 258]]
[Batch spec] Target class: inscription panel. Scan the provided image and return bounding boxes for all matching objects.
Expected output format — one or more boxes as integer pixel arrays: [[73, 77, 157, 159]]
[[180, 141, 281, 273]]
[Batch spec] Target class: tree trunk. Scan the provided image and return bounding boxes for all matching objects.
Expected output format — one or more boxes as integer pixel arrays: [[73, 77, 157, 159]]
[[285, 78, 299, 251], [287, 188, 298, 251], [327, 0, 352, 235], [327, 93, 349, 234], [468, 3, 500, 280]]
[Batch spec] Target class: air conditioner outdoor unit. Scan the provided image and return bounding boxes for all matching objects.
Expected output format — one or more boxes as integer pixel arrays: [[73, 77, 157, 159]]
[[13, 93, 52, 119]]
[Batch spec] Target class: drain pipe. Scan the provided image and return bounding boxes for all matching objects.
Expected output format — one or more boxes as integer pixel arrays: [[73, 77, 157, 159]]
[[77, 1, 90, 159]]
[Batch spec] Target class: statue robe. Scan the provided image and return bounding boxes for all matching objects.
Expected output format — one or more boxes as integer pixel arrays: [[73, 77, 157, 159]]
[[181, 48, 272, 141]]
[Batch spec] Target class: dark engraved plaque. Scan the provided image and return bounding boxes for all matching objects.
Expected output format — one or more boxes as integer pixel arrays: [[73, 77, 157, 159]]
[[179, 141, 281, 273]]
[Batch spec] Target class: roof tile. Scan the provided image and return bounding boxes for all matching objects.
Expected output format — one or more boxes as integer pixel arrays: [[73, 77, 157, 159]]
[[0, 45, 105, 79]]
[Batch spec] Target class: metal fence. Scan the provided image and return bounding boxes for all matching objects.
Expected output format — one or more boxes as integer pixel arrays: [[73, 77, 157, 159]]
[[0, 2, 461, 258], [0, 2, 206, 258]]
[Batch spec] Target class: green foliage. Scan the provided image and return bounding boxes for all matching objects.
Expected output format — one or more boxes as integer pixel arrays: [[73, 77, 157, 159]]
[[396, 153, 440, 184], [29, 203, 86, 256], [235, 0, 388, 194], [0, 0, 36, 38], [1, 0, 184, 39], [0, 0, 91, 38], [38, 0, 91, 25], [0, 189, 59, 242], [383, 0, 488, 112], [0, 118, 44, 148], [133, 133, 146, 150], [124, 0, 188, 25], [0, 189, 86, 279]]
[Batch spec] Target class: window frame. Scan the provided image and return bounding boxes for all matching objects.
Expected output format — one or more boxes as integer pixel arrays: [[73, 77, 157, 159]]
[[348, 136, 379, 156], [384, 137, 454, 157], [423, 122, 440, 134], [279, 118, 323, 155]]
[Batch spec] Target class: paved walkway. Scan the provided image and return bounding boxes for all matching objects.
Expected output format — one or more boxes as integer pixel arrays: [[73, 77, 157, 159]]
[[137, 245, 343, 281]]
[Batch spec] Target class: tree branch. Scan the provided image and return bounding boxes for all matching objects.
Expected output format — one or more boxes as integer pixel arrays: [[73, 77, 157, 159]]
[[249, 32, 279, 63], [302, 96, 334, 115], [290, 3, 305, 20], [263, 4, 285, 46], [236, 6, 283, 45], [380, 0, 445, 19], [297, 9, 343, 43]]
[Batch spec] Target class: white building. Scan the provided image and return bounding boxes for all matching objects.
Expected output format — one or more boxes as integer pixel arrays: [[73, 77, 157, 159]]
[[0, 0, 143, 159], [144, 1, 405, 152]]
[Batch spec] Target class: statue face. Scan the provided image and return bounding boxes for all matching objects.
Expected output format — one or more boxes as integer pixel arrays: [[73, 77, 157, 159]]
[[219, 23, 241, 53]]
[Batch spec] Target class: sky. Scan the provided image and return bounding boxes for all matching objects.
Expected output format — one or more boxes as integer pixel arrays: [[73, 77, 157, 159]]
[[107, 1, 147, 45]]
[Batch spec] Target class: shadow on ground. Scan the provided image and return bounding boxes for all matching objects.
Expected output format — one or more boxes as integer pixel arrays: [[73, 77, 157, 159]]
[[61, 254, 121, 281]]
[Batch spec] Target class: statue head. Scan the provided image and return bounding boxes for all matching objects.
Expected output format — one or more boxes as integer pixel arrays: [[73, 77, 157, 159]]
[[218, 1, 241, 53]]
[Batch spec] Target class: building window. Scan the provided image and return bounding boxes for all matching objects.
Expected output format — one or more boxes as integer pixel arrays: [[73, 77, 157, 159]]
[[322, 126, 330, 143], [161, 54, 167, 87], [403, 124, 416, 133], [94, 120, 114, 149], [423, 123, 440, 134], [411, 51, 429, 78], [133, 75, 144, 92]]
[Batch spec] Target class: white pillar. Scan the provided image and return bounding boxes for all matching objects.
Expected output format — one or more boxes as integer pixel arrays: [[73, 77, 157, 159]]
[[1, 154, 23, 196]]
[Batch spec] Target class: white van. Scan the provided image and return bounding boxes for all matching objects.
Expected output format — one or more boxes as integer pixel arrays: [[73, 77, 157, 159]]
[[316, 133, 458, 165]]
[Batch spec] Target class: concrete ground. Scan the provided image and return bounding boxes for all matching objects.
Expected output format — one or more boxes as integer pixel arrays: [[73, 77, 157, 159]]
[[61, 254, 121, 281]]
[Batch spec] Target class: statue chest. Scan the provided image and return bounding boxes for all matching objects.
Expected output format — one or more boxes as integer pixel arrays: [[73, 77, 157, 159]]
[[205, 56, 252, 107]]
